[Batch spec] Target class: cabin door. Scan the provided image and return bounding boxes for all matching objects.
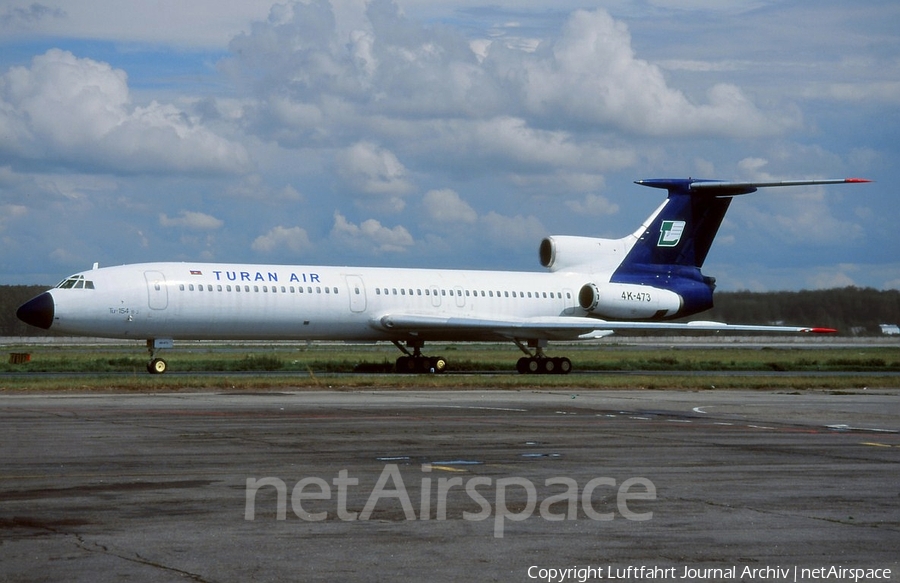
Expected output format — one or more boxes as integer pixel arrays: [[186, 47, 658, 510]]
[[144, 271, 168, 310], [344, 275, 367, 313]]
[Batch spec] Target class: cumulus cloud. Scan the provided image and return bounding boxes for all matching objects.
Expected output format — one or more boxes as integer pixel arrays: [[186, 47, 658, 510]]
[[251, 225, 312, 254], [480, 211, 545, 250], [336, 141, 414, 212], [422, 189, 477, 224], [512, 10, 789, 137], [226, 1, 784, 159], [159, 211, 224, 230], [330, 211, 413, 253], [0, 49, 251, 174], [565, 193, 620, 216]]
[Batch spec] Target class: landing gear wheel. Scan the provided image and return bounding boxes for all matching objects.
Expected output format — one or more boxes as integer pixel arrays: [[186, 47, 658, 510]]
[[516, 357, 528, 374], [516, 356, 573, 375], [396, 355, 448, 374], [148, 358, 167, 374], [429, 357, 447, 373]]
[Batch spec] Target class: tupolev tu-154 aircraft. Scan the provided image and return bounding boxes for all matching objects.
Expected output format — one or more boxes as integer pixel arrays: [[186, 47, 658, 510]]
[[17, 177, 870, 375]]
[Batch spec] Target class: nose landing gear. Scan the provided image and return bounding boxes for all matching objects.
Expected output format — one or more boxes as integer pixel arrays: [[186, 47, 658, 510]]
[[146, 338, 174, 374]]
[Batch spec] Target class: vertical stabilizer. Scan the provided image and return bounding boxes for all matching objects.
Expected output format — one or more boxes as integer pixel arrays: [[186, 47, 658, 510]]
[[621, 179, 737, 271]]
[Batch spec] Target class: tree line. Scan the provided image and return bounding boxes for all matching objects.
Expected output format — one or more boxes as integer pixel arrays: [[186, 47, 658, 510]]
[[1, 284, 898, 337]]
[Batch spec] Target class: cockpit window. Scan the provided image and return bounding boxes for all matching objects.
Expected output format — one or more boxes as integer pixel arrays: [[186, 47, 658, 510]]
[[55, 275, 95, 290]]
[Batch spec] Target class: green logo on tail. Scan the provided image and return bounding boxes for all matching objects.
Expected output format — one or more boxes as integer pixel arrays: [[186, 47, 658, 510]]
[[658, 220, 686, 247]]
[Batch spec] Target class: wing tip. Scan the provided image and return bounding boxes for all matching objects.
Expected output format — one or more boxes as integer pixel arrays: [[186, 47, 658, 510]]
[[805, 327, 838, 334], [845, 178, 872, 183]]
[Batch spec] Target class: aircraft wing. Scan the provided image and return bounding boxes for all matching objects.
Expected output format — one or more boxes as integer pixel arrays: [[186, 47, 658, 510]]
[[374, 313, 835, 341]]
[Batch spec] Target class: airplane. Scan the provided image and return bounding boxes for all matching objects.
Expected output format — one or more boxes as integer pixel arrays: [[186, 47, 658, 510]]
[[16, 177, 870, 375]]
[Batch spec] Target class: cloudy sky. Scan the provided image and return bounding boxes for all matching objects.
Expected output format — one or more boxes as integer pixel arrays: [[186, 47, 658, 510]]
[[0, 0, 897, 290]]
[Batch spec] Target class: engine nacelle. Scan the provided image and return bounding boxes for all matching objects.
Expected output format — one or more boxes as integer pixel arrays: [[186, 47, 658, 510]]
[[540, 236, 626, 273], [578, 282, 683, 320]]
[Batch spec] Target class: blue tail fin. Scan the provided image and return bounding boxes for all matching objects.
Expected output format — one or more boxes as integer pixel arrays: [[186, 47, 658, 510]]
[[611, 178, 750, 316], [611, 177, 869, 317], [621, 179, 741, 270]]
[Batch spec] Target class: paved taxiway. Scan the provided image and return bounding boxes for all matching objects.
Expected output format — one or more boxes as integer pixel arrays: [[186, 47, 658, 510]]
[[1, 389, 898, 582]]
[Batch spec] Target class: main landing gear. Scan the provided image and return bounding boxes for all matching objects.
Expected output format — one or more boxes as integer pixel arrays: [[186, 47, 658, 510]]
[[390, 339, 572, 375], [514, 339, 572, 375], [392, 340, 447, 374], [146, 338, 173, 374]]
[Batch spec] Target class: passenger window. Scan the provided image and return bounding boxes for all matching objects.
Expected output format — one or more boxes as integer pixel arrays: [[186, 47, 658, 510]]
[[180, 284, 185, 291], [334, 287, 339, 294], [316, 287, 321, 293], [307, 287, 312, 293]]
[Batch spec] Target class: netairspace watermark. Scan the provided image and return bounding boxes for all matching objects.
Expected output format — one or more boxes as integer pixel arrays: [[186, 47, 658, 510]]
[[526, 565, 893, 582], [244, 463, 656, 538]]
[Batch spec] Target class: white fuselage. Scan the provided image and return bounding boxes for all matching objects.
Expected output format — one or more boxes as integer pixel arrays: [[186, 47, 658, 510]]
[[47, 262, 608, 342]]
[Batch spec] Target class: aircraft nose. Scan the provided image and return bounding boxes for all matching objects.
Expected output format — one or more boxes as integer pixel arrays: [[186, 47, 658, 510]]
[[17, 292, 55, 330]]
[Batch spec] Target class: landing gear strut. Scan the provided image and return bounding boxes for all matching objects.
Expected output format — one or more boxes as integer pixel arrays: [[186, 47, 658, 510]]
[[146, 338, 173, 374], [514, 339, 572, 375], [392, 340, 447, 374]]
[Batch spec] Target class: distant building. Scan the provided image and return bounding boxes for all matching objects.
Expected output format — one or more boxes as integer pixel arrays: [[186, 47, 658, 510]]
[[879, 324, 900, 335]]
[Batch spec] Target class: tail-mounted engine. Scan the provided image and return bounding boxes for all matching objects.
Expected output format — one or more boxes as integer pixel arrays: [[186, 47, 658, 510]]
[[540, 236, 627, 273], [578, 282, 683, 320]]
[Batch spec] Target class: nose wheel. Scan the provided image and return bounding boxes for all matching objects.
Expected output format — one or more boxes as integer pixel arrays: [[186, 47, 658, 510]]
[[148, 358, 168, 374], [146, 338, 174, 374]]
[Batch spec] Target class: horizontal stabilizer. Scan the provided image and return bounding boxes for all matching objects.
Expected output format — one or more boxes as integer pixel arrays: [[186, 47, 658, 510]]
[[636, 178, 871, 197]]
